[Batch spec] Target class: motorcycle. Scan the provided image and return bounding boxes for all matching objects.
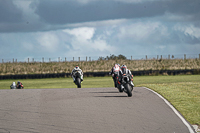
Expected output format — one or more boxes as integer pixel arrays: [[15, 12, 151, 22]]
[[17, 83, 24, 89], [113, 74, 123, 92], [73, 70, 82, 88], [120, 74, 133, 97], [110, 65, 123, 92], [10, 82, 16, 89]]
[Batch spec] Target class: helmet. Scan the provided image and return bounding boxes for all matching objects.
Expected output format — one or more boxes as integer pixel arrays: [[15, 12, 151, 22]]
[[115, 64, 120, 67], [17, 81, 20, 84], [113, 64, 120, 72], [75, 66, 79, 69], [121, 65, 127, 74]]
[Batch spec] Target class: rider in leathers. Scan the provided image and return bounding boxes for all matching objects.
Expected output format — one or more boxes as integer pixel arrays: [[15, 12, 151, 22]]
[[71, 66, 83, 82], [119, 65, 134, 89], [109, 64, 121, 87]]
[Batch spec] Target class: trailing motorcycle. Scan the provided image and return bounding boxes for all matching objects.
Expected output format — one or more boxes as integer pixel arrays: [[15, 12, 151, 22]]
[[120, 74, 133, 97], [113, 73, 123, 92], [73, 70, 82, 88], [110, 64, 123, 92]]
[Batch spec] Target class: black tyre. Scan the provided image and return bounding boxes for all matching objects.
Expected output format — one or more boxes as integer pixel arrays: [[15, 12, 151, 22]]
[[76, 78, 81, 88], [124, 84, 132, 97]]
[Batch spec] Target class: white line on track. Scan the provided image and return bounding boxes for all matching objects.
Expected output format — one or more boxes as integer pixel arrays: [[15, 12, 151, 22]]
[[143, 87, 195, 133]]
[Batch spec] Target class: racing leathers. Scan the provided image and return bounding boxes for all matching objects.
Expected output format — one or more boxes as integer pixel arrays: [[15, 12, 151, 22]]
[[119, 65, 134, 88], [109, 64, 121, 87], [71, 66, 83, 82], [10, 82, 16, 89], [16, 81, 24, 89]]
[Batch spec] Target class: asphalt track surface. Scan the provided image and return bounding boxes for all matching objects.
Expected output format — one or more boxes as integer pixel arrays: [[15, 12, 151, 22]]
[[0, 87, 195, 133]]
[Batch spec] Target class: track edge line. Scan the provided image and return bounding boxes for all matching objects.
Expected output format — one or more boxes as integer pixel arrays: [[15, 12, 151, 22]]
[[143, 87, 196, 133]]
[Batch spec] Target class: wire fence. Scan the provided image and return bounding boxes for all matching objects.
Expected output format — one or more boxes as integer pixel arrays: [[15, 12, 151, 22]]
[[0, 54, 200, 63]]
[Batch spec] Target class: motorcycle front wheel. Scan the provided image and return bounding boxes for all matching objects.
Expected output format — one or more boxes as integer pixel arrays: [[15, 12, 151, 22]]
[[76, 78, 81, 88], [124, 84, 132, 97]]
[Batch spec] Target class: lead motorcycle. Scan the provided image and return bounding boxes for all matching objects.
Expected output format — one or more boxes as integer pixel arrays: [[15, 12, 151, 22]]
[[120, 74, 133, 97], [73, 70, 82, 88]]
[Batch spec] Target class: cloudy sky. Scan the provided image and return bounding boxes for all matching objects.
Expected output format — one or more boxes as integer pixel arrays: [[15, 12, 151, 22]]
[[0, 0, 200, 62]]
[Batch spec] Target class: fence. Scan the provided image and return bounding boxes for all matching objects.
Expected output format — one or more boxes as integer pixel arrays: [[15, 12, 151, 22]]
[[0, 54, 200, 63]]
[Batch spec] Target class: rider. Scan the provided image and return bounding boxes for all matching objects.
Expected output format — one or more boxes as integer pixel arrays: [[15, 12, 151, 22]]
[[119, 65, 134, 88], [10, 82, 16, 89], [16, 81, 24, 89], [109, 64, 121, 87], [71, 66, 83, 82]]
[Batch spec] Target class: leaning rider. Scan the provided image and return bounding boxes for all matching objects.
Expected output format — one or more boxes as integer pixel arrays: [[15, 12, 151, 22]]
[[120, 65, 134, 88], [16, 81, 24, 89], [10, 82, 16, 89], [71, 66, 83, 83], [109, 63, 121, 87]]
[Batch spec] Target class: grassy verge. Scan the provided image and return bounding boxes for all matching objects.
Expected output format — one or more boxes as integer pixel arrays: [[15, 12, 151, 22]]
[[0, 75, 199, 125]]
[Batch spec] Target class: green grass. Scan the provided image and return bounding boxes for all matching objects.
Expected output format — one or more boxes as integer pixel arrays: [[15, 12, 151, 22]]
[[135, 75, 200, 125], [0, 75, 200, 125]]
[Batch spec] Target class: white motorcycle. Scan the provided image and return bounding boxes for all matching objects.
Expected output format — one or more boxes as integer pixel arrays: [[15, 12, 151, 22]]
[[73, 71, 82, 88]]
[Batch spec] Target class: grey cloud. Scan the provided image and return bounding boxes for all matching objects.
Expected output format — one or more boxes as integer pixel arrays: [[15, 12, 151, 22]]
[[34, 0, 165, 24], [0, 0, 200, 33], [34, 0, 200, 25], [0, 0, 22, 23]]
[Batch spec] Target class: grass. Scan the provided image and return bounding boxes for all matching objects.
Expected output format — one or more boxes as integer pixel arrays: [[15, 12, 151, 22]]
[[0, 75, 200, 125]]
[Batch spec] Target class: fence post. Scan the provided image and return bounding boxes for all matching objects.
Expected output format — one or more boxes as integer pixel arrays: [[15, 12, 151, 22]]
[[13, 58, 14, 63], [146, 55, 147, 60], [79, 57, 80, 62], [184, 54, 186, 60], [131, 56, 132, 60], [73, 57, 74, 62], [28, 58, 29, 63], [42, 57, 44, 62], [16, 59, 17, 63], [65, 57, 66, 62], [86, 56, 87, 62], [161, 55, 162, 60]]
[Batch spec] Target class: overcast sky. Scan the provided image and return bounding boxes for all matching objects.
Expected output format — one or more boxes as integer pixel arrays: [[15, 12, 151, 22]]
[[0, 0, 200, 61]]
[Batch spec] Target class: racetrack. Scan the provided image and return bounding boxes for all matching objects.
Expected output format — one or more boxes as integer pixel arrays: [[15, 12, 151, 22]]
[[0, 87, 195, 133]]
